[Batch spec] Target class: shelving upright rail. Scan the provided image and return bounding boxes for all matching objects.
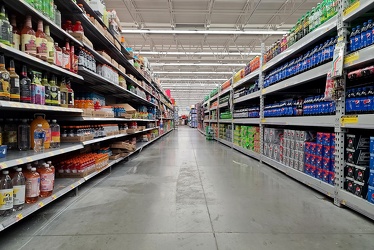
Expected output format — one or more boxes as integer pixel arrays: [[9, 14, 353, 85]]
[[0, 0, 174, 231], [201, 0, 374, 220]]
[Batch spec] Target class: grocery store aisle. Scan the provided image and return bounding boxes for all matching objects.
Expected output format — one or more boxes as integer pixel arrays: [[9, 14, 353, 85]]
[[1, 127, 374, 250]]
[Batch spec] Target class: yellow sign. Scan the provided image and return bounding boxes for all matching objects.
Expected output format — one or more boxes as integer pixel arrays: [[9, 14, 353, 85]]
[[0, 163, 7, 169], [341, 115, 358, 126], [343, 1, 360, 16], [52, 195, 57, 200], [261, 118, 266, 123], [38, 202, 44, 208], [16, 213, 23, 221], [344, 52, 359, 65], [261, 88, 267, 94]]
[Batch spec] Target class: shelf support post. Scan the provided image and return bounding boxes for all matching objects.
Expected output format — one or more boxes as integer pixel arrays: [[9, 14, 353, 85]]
[[259, 42, 265, 163]]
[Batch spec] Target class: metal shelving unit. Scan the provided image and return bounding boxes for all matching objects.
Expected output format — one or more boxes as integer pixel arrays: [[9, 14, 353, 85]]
[[198, 0, 374, 220], [0, 101, 83, 113], [216, 138, 233, 148]]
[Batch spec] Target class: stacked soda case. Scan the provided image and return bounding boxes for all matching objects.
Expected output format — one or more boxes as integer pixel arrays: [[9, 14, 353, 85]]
[[281, 130, 314, 172], [263, 128, 283, 161], [348, 19, 374, 53], [264, 36, 337, 88], [233, 107, 260, 118], [344, 134, 371, 200], [219, 124, 232, 142], [368, 138, 374, 204], [219, 95, 230, 104], [219, 111, 232, 119], [304, 132, 335, 185], [233, 125, 241, 147], [241, 126, 260, 153]]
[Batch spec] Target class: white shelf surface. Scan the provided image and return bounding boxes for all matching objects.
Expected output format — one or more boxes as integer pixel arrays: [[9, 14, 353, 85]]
[[263, 16, 337, 71], [216, 138, 233, 148], [234, 91, 260, 104], [340, 114, 374, 129], [233, 118, 260, 124], [233, 69, 260, 89], [338, 189, 374, 220], [218, 102, 229, 109], [261, 156, 335, 197], [263, 62, 330, 95], [208, 94, 219, 103], [210, 106, 218, 111], [0, 101, 83, 113], [262, 115, 335, 127], [218, 119, 233, 123], [69, 117, 156, 122], [0, 129, 173, 232], [343, 0, 374, 22], [232, 145, 260, 160], [219, 87, 231, 97], [344, 45, 374, 69]]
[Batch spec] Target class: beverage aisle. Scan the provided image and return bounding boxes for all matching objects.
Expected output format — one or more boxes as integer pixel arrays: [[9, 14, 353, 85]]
[[1, 127, 374, 250]]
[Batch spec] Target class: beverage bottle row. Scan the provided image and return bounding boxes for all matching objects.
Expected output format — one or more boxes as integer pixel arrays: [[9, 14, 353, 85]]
[[264, 37, 337, 87], [24, 0, 57, 22], [77, 48, 97, 72], [303, 95, 336, 115], [0, 160, 56, 216], [349, 19, 374, 52], [346, 86, 374, 114], [265, 0, 338, 63], [0, 117, 60, 151]]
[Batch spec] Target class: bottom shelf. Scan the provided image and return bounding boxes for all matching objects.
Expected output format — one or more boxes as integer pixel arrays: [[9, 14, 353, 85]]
[[197, 128, 206, 136], [232, 144, 261, 160], [215, 138, 233, 148], [338, 189, 374, 220], [0, 129, 174, 232]]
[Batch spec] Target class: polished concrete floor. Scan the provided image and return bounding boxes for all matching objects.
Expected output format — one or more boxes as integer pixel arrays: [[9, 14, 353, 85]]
[[1, 126, 374, 250]]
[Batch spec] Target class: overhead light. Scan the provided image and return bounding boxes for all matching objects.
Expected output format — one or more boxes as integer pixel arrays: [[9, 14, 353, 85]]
[[121, 29, 286, 35], [154, 71, 233, 74], [160, 78, 227, 81], [138, 51, 261, 56], [153, 63, 246, 66]]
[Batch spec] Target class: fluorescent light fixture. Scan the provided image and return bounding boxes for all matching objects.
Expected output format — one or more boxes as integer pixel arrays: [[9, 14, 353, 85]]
[[138, 51, 261, 56], [153, 63, 246, 66], [121, 29, 286, 35], [160, 78, 227, 81], [154, 71, 232, 74]]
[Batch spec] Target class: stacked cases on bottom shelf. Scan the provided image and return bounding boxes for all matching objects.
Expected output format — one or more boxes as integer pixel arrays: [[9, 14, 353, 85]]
[[344, 134, 371, 200], [234, 125, 260, 153], [263, 128, 283, 162], [369, 138, 374, 204], [219, 124, 232, 142], [304, 132, 335, 185]]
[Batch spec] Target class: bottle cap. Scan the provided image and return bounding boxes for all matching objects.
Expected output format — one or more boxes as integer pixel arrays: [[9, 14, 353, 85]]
[[45, 164, 49, 168], [52, 119, 57, 123], [37, 124, 42, 127], [16, 168, 22, 172], [3, 170, 9, 174], [31, 168, 36, 171]]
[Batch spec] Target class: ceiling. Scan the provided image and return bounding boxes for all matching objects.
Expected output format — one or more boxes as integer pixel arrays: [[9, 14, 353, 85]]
[[106, 0, 320, 107]]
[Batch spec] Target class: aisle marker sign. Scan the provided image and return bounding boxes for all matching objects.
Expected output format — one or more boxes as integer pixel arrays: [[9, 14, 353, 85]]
[[341, 115, 358, 126], [343, 1, 360, 16]]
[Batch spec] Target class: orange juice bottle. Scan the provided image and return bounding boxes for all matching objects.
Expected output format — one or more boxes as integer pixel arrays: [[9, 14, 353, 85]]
[[37, 163, 54, 197], [25, 167, 40, 203]]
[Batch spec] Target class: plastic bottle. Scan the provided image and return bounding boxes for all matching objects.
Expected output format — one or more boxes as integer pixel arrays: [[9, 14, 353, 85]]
[[60, 77, 68, 107], [20, 65, 31, 103], [49, 75, 60, 106], [35, 20, 47, 57], [355, 88, 362, 113], [44, 25, 55, 63], [29, 70, 45, 105], [367, 19, 373, 46], [24, 167, 39, 203], [367, 86, 374, 113], [50, 119, 60, 148], [33, 124, 45, 152], [42, 73, 52, 106], [361, 87, 369, 113], [18, 119, 30, 151], [10, 15, 20, 50], [37, 164, 54, 197], [354, 25, 361, 51], [12, 168, 25, 211], [54, 42, 62, 67], [4, 118, 17, 150], [361, 22, 368, 49], [349, 28, 356, 52], [21, 15, 36, 54], [0, 6, 12, 46], [31, 114, 50, 149], [0, 170, 13, 216], [66, 78, 74, 108], [8, 59, 20, 102]]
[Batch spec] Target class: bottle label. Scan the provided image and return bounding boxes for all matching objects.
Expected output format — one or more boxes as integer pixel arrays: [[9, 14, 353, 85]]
[[21, 34, 37, 53], [0, 189, 13, 210], [34, 130, 45, 139], [60, 91, 67, 105], [50, 86, 59, 105], [51, 131, 60, 143], [0, 77, 10, 99], [68, 92, 74, 106], [26, 177, 40, 197], [13, 33, 20, 50], [63, 53, 71, 70], [55, 50, 62, 67], [47, 41, 54, 59], [20, 78, 31, 102], [31, 84, 45, 105], [36, 37, 48, 56], [13, 185, 26, 205], [1, 22, 10, 44], [10, 78, 20, 100], [45, 85, 52, 105], [40, 172, 54, 192], [6, 130, 17, 143]]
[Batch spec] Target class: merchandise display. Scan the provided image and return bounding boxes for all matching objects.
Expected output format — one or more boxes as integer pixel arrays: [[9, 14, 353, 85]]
[[0, 0, 174, 231], [200, 0, 374, 220]]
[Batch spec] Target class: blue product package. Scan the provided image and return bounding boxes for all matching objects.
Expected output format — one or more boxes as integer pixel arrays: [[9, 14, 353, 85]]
[[368, 186, 374, 204], [370, 154, 374, 170], [0, 145, 7, 158], [370, 137, 374, 153], [369, 170, 374, 186]]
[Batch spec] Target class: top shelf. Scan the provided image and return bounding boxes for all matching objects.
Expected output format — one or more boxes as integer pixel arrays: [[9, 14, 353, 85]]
[[343, 0, 374, 22], [233, 69, 260, 89], [263, 16, 337, 72]]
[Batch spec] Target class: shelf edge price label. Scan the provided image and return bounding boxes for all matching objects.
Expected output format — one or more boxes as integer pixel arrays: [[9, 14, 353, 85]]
[[343, 1, 360, 16], [16, 159, 24, 164], [341, 115, 358, 126], [16, 213, 23, 221], [344, 52, 359, 65], [38, 202, 44, 208], [0, 163, 7, 169], [261, 89, 266, 94], [341, 200, 346, 205], [52, 195, 57, 200], [260, 118, 266, 123]]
